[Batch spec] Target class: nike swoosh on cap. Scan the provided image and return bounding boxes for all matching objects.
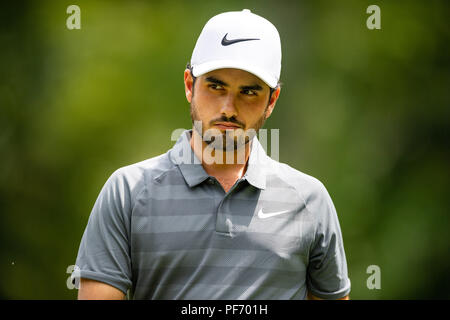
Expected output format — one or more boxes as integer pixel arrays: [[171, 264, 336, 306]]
[[257, 208, 293, 219], [221, 33, 260, 46]]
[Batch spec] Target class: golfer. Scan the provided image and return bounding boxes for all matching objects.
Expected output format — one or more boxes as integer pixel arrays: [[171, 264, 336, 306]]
[[73, 9, 351, 300]]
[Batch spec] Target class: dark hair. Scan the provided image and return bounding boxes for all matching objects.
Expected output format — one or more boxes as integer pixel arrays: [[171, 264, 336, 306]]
[[186, 62, 197, 90]]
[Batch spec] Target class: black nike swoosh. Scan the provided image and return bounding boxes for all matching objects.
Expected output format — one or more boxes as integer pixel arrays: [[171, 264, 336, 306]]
[[221, 33, 260, 46]]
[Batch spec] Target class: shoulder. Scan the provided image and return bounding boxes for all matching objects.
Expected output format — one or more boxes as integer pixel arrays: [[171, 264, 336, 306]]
[[268, 158, 329, 198], [266, 158, 333, 215], [106, 152, 175, 201]]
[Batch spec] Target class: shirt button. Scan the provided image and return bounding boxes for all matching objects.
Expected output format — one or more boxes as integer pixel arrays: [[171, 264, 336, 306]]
[[207, 178, 214, 185]]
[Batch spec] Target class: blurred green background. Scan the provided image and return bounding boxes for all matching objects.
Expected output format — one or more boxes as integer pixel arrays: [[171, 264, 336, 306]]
[[1, 0, 449, 299]]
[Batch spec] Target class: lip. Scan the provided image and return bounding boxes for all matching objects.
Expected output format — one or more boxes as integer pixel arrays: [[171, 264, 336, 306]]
[[213, 122, 242, 129]]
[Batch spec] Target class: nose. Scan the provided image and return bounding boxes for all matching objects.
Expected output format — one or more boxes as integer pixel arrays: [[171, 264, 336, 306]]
[[219, 93, 238, 118]]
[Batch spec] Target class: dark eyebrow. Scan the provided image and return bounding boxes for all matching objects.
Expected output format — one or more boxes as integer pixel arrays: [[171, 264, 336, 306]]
[[205, 76, 228, 87], [205, 76, 263, 91], [239, 84, 263, 91]]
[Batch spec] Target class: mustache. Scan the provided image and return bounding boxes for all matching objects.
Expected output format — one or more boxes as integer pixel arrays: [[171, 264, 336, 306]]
[[210, 116, 245, 128]]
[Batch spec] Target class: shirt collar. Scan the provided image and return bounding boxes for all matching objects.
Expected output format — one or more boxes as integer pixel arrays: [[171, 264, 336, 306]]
[[169, 129, 268, 190], [169, 130, 210, 188], [241, 133, 268, 190]]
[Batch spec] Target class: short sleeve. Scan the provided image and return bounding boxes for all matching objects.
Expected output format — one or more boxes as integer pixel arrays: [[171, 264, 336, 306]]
[[306, 180, 351, 299], [72, 169, 133, 294]]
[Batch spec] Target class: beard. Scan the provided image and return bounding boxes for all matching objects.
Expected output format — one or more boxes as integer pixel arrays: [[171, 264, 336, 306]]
[[190, 100, 268, 152]]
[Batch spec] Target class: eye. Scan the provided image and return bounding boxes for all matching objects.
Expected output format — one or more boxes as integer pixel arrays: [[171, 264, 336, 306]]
[[241, 89, 257, 96], [209, 84, 224, 90]]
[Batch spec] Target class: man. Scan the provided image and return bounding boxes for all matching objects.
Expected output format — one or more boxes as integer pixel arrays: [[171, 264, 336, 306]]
[[73, 9, 351, 300]]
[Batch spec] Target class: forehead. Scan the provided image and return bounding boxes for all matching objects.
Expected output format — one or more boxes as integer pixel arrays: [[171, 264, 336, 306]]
[[200, 68, 267, 88]]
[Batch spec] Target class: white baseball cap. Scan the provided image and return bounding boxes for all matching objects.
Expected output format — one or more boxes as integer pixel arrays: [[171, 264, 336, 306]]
[[190, 9, 282, 88]]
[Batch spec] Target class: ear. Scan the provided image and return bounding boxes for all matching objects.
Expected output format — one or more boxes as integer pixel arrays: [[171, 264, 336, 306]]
[[184, 69, 194, 103], [264, 86, 281, 119]]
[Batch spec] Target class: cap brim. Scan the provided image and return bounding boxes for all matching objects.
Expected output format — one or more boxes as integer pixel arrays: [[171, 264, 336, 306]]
[[192, 60, 278, 88]]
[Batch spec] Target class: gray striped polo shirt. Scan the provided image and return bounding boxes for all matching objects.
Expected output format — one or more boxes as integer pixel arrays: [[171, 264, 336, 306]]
[[74, 129, 351, 299]]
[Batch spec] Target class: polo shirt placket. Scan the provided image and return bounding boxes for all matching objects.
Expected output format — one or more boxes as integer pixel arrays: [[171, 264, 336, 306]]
[[172, 131, 268, 238]]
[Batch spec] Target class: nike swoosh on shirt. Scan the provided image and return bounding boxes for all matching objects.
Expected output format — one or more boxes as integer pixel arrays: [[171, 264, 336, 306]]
[[257, 208, 293, 219], [221, 33, 260, 46]]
